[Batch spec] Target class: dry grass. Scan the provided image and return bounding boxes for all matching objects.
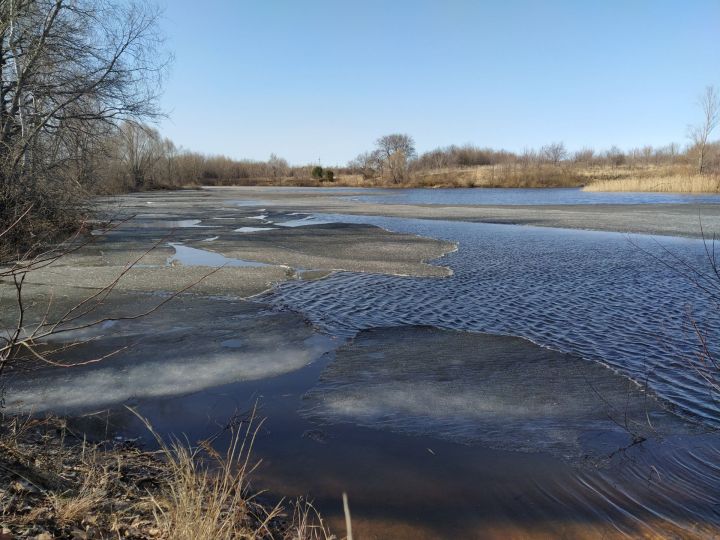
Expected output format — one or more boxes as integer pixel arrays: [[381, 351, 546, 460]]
[[407, 164, 582, 188], [218, 165, 584, 189], [47, 449, 112, 526], [331, 165, 582, 189], [578, 164, 719, 193], [0, 414, 339, 539], [134, 409, 284, 540]]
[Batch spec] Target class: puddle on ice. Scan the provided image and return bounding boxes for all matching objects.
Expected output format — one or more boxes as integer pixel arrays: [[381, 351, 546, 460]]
[[166, 242, 269, 267], [120, 218, 213, 229], [234, 227, 277, 233], [275, 215, 336, 227], [202, 236, 219, 242], [161, 219, 209, 228], [248, 213, 269, 220], [228, 200, 272, 207]]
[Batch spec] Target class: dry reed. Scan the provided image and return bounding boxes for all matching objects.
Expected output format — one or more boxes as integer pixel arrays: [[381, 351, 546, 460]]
[[583, 173, 720, 193]]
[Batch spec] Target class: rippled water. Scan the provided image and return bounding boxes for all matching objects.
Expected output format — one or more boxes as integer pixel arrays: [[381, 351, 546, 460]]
[[351, 187, 720, 205], [262, 214, 720, 426]]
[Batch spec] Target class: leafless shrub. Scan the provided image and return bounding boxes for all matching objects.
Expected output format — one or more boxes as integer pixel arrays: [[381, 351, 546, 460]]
[[688, 86, 720, 174], [540, 142, 568, 165]]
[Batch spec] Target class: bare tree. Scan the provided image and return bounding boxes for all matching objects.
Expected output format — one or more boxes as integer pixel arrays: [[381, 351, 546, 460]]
[[604, 145, 626, 167], [348, 150, 382, 179], [688, 85, 720, 174], [641, 145, 654, 166], [0, 0, 169, 247], [572, 148, 595, 165], [375, 133, 416, 183], [268, 153, 289, 178], [540, 142, 567, 165], [116, 121, 164, 190]]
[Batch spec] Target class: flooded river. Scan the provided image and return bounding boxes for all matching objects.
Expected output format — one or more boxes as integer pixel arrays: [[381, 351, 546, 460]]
[[6, 187, 720, 538]]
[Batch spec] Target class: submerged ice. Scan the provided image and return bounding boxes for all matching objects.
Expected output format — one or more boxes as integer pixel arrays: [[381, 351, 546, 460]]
[[5, 299, 334, 413], [301, 326, 689, 459]]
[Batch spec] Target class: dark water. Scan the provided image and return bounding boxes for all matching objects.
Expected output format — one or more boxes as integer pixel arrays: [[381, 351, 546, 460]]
[[92, 338, 720, 539], [349, 187, 720, 205], [262, 215, 720, 427]]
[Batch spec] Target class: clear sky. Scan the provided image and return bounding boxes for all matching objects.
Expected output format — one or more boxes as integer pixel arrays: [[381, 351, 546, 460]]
[[157, 0, 720, 165]]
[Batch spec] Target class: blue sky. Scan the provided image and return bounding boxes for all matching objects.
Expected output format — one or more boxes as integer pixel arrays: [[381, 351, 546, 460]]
[[157, 0, 720, 165]]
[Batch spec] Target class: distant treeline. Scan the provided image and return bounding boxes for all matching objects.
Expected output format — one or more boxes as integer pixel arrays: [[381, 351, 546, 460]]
[[411, 142, 708, 170], [85, 125, 720, 193]]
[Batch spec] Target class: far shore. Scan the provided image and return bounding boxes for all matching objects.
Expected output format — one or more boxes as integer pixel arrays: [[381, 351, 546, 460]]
[[178, 164, 720, 194]]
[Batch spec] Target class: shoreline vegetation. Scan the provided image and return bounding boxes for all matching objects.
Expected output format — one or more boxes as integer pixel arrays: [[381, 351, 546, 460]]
[[203, 164, 717, 193], [75, 129, 719, 195]]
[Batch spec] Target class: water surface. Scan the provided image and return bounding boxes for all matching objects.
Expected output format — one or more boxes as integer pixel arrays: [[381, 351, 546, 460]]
[[350, 187, 720, 205], [263, 214, 720, 426]]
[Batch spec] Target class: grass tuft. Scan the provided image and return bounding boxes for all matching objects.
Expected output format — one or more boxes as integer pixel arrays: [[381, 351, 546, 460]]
[[0, 413, 339, 539]]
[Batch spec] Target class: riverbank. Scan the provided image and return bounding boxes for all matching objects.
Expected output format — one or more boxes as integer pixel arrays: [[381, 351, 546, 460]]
[[197, 165, 720, 193]]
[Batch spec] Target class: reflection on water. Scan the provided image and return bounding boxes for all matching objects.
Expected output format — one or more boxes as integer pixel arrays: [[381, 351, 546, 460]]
[[98, 349, 720, 540], [351, 187, 720, 205], [263, 214, 720, 426]]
